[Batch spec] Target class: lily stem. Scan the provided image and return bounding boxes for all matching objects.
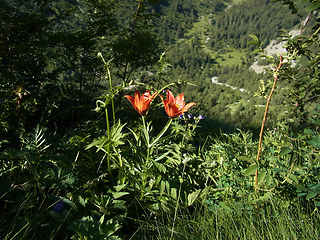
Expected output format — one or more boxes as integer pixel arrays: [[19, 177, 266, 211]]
[[141, 115, 151, 165], [149, 118, 173, 147], [105, 107, 111, 174], [106, 64, 116, 124]]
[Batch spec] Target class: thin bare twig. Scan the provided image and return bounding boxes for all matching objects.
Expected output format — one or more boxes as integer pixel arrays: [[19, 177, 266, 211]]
[[255, 56, 283, 193]]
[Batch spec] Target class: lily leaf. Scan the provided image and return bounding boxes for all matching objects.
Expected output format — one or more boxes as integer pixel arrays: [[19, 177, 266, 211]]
[[187, 189, 201, 206]]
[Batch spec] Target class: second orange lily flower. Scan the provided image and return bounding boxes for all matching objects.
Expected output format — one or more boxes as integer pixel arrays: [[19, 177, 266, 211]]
[[124, 90, 157, 116], [160, 90, 196, 119]]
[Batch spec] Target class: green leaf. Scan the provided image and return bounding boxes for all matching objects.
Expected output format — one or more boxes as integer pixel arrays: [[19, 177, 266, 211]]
[[304, 128, 314, 135], [166, 181, 170, 194], [306, 191, 318, 200], [187, 189, 201, 206], [78, 196, 87, 207], [61, 197, 77, 210], [306, 1, 320, 11], [298, 192, 307, 197], [252, 49, 264, 54], [265, 175, 272, 187], [114, 184, 127, 192], [128, 127, 139, 141], [237, 156, 252, 162], [273, 168, 282, 173], [289, 174, 299, 184], [171, 188, 177, 200], [160, 181, 166, 195], [154, 151, 171, 162], [100, 214, 105, 225], [310, 184, 320, 191], [112, 192, 129, 199], [280, 147, 292, 155], [61, 176, 75, 186], [253, 192, 273, 203], [248, 34, 261, 46], [308, 136, 320, 148], [257, 171, 266, 184], [249, 34, 259, 42], [244, 164, 258, 176], [153, 161, 167, 173], [103, 219, 121, 238]]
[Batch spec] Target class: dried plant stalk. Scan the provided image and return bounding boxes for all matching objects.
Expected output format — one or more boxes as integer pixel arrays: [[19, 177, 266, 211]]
[[255, 56, 283, 192]]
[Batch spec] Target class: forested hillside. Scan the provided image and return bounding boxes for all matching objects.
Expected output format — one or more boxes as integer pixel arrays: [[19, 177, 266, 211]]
[[0, 0, 313, 134], [152, 0, 308, 132]]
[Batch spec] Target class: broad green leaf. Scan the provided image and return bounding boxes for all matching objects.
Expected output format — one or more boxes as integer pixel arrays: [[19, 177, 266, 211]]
[[112, 192, 129, 199], [171, 188, 177, 200], [308, 136, 320, 148], [244, 164, 258, 176], [289, 174, 299, 184], [257, 171, 266, 184], [280, 147, 292, 155], [166, 181, 170, 194], [297, 192, 307, 197], [160, 181, 165, 195], [61, 197, 77, 210], [153, 161, 166, 173], [237, 156, 252, 162], [310, 184, 320, 191], [265, 175, 272, 187], [273, 168, 282, 173], [304, 128, 313, 135], [253, 192, 273, 203], [306, 191, 318, 200], [187, 189, 201, 206], [114, 184, 127, 192]]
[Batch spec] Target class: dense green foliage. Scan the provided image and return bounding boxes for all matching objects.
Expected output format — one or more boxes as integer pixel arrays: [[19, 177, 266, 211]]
[[1, 0, 320, 239], [0, 0, 160, 138]]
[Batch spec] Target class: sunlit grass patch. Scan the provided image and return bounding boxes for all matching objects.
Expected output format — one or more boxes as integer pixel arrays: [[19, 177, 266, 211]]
[[232, 0, 247, 4], [213, 49, 248, 66]]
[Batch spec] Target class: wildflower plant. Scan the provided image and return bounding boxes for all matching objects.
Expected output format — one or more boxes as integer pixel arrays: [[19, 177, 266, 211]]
[[85, 54, 206, 234], [122, 88, 197, 209]]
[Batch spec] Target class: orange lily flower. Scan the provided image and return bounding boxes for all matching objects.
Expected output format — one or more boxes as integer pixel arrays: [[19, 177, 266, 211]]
[[160, 90, 196, 119], [124, 90, 157, 116]]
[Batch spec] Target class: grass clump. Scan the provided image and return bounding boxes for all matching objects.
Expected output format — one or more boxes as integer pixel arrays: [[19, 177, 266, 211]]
[[134, 198, 320, 240]]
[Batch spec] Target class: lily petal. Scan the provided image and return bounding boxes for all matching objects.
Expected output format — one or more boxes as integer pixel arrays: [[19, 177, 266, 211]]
[[162, 90, 196, 119], [124, 90, 156, 116]]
